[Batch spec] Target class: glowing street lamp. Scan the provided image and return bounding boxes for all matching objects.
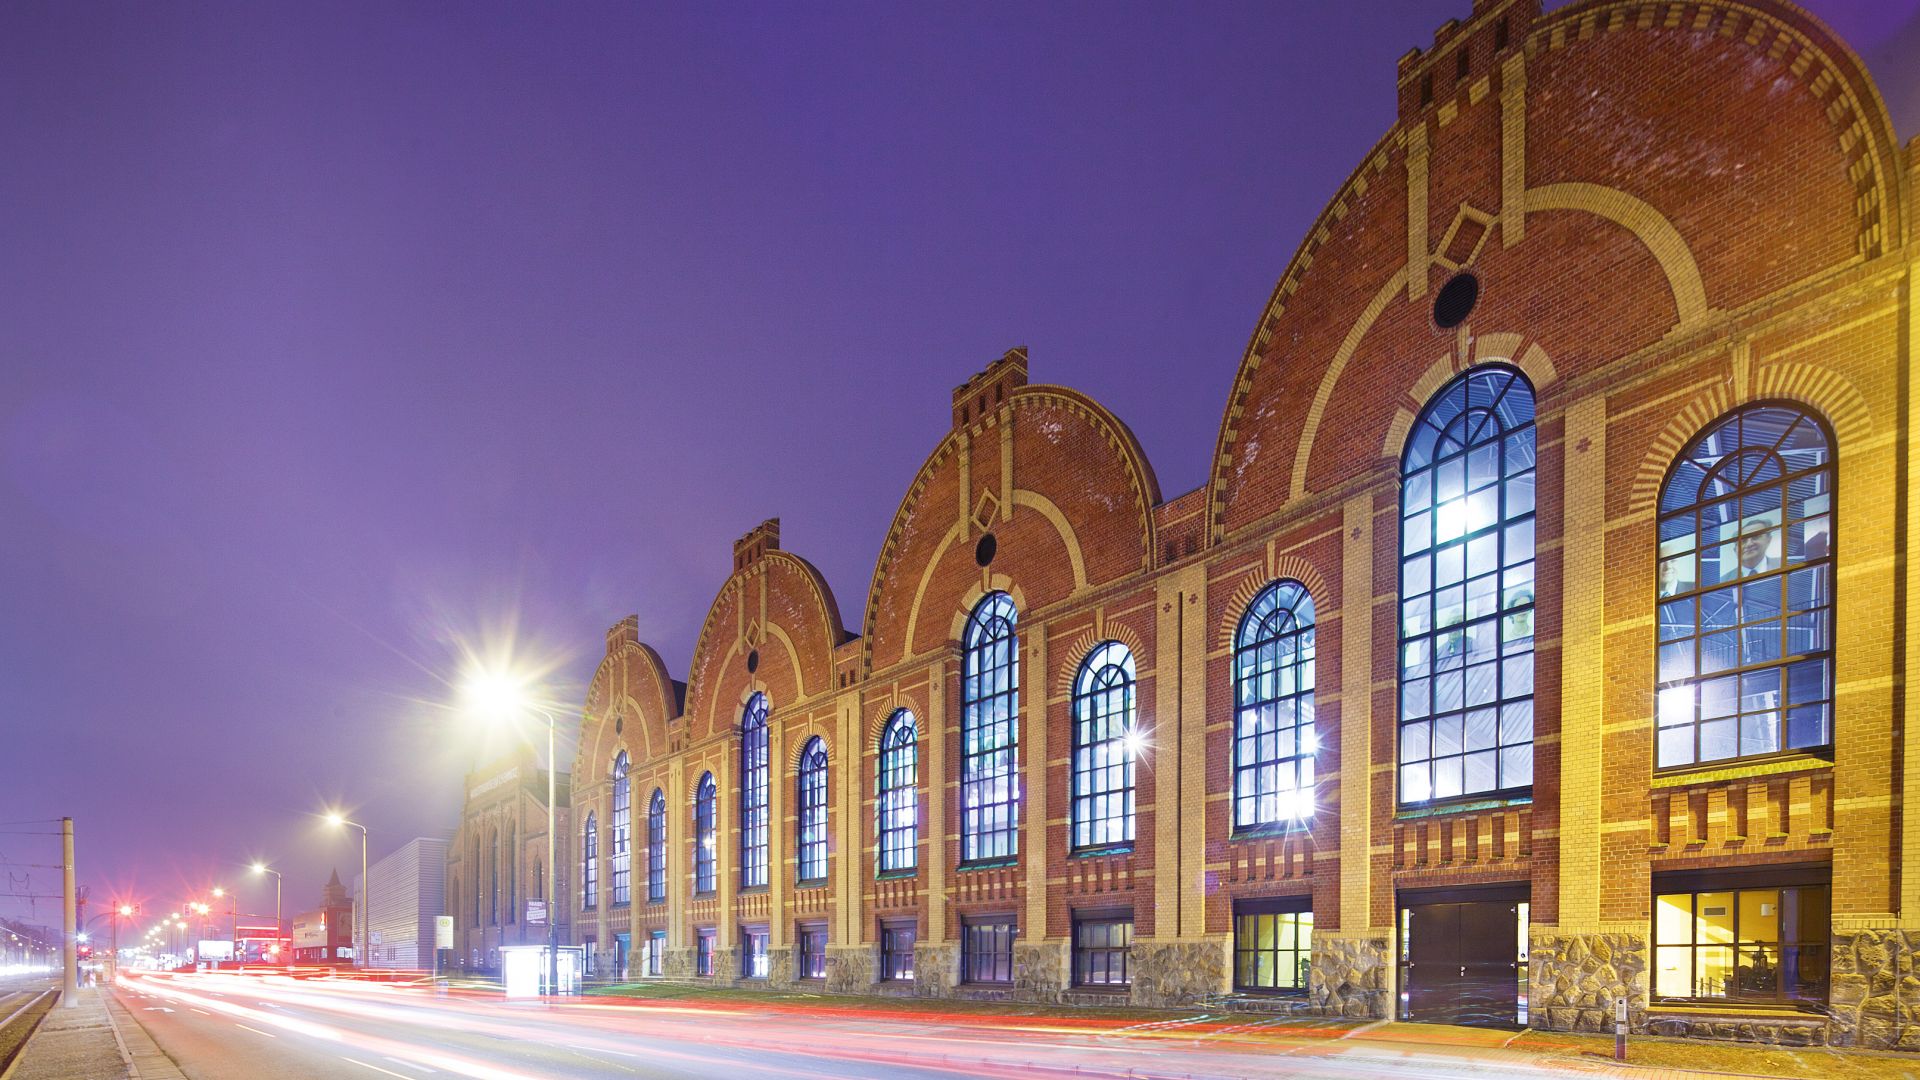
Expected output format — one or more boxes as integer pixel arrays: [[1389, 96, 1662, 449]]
[[251, 862, 283, 964], [324, 812, 369, 970], [462, 666, 561, 996]]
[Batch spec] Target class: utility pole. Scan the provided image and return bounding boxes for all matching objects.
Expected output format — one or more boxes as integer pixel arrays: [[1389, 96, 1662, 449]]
[[61, 817, 77, 1006]]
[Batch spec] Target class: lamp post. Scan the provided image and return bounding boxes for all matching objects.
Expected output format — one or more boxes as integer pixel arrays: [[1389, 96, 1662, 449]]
[[326, 815, 368, 970], [251, 864, 283, 964], [463, 671, 561, 998]]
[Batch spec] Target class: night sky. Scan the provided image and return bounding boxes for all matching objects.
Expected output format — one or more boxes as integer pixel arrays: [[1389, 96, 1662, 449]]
[[3, 1, 1915, 926]]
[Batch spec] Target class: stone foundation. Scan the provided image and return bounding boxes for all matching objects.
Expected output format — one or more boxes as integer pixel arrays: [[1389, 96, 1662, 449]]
[[764, 948, 793, 988], [1644, 1012, 1827, 1046], [1528, 930, 1647, 1033], [710, 946, 738, 985], [1309, 933, 1390, 1018], [913, 941, 958, 995], [824, 945, 872, 994], [1013, 940, 1069, 1002], [1829, 928, 1920, 1049], [1130, 939, 1229, 1007], [662, 945, 696, 980]]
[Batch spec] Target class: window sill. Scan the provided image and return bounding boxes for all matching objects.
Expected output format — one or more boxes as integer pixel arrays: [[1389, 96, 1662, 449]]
[[1231, 823, 1312, 841], [957, 858, 1019, 872], [1230, 987, 1309, 997], [1069, 844, 1133, 859], [796, 880, 829, 890], [1649, 1001, 1825, 1017], [875, 869, 918, 881], [1651, 753, 1833, 789], [1395, 792, 1532, 820], [738, 885, 769, 895], [693, 892, 716, 901]]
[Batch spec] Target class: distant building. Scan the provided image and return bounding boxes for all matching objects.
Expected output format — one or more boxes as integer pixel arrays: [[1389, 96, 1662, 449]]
[[291, 870, 354, 964], [447, 744, 571, 975], [355, 837, 449, 970]]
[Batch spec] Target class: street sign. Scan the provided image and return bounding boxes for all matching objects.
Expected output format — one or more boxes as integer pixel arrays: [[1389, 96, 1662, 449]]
[[525, 900, 546, 925], [434, 916, 453, 949]]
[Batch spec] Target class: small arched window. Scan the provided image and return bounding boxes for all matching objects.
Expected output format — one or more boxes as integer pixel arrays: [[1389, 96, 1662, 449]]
[[961, 592, 1020, 863], [1399, 365, 1536, 805], [1234, 581, 1316, 828], [797, 738, 829, 883], [1071, 641, 1137, 850], [1656, 404, 1833, 767], [610, 752, 631, 906], [739, 694, 770, 888], [581, 812, 598, 910], [694, 772, 717, 896], [646, 789, 667, 904], [876, 710, 918, 873]]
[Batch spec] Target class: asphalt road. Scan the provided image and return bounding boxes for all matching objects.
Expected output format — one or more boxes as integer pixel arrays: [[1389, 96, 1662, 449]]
[[116, 971, 1658, 1080]]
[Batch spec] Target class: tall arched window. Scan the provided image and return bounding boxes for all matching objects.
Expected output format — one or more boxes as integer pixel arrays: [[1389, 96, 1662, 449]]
[[610, 752, 632, 906], [694, 772, 717, 895], [1656, 404, 1833, 767], [1234, 581, 1316, 828], [488, 827, 499, 924], [505, 823, 516, 922], [646, 789, 666, 903], [581, 812, 598, 909], [739, 694, 770, 889], [961, 592, 1020, 863], [877, 710, 918, 873], [797, 737, 828, 883], [1399, 365, 1536, 805], [1071, 641, 1136, 850]]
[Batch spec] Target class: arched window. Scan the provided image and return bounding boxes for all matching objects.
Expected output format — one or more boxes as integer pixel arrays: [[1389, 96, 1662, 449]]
[[646, 789, 667, 904], [610, 752, 632, 906], [505, 823, 516, 922], [1234, 581, 1316, 828], [581, 812, 598, 910], [488, 827, 499, 924], [1656, 404, 1833, 767], [1071, 641, 1137, 850], [797, 737, 828, 883], [961, 592, 1020, 863], [1399, 365, 1536, 805], [739, 694, 770, 889], [876, 710, 918, 873], [694, 772, 717, 895]]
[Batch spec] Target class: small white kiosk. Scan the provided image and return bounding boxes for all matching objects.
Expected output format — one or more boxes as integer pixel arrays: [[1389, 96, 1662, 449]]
[[497, 944, 584, 998]]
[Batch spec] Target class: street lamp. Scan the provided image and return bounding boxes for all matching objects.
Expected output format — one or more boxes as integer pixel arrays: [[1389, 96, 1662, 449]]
[[251, 863, 283, 965], [463, 668, 560, 997], [326, 813, 368, 970]]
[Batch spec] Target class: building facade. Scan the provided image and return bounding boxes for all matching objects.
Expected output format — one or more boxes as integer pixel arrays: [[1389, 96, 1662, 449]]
[[360, 837, 450, 971], [561, 0, 1918, 1049], [291, 870, 355, 965], [447, 746, 572, 975]]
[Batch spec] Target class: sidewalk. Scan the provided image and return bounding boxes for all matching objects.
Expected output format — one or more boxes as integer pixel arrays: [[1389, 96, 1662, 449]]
[[5, 985, 187, 1080]]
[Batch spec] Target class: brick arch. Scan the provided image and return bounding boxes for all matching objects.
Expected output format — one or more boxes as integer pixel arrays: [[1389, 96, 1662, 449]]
[[787, 731, 833, 773], [1052, 623, 1149, 701], [683, 547, 845, 744], [1377, 336, 1558, 463], [865, 696, 927, 754], [1215, 558, 1329, 655], [944, 575, 1030, 647]]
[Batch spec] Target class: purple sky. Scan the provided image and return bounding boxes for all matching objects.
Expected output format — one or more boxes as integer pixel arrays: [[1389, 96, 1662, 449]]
[[2, 1, 1914, 926]]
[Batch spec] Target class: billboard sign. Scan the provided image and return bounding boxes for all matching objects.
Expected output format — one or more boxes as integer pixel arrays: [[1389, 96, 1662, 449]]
[[435, 916, 453, 949]]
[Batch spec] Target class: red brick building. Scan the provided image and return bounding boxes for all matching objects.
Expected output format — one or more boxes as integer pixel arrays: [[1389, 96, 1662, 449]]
[[564, 0, 1916, 1047]]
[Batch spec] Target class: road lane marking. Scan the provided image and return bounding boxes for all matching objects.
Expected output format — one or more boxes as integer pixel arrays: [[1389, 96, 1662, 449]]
[[383, 1057, 435, 1073], [567, 1044, 640, 1059], [343, 1059, 413, 1079], [235, 1023, 278, 1038], [190, 1008, 211, 1015]]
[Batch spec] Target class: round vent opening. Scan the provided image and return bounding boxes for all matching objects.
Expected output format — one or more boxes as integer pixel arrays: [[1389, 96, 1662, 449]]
[[1433, 271, 1479, 329], [975, 533, 998, 567]]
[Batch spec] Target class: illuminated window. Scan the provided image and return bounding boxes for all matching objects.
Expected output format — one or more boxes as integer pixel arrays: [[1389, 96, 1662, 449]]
[[961, 592, 1019, 863], [799, 924, 828, 980], [610, 752, 631, 907], [1656, 406, 1834, 768], [961, 916, 1015, 984], [1234, 582, 1316, 829], [881, 920, 916, 981], [876, 710, 918, 873], [1071, 642, 1136, 851], [1653, 877, 1828, 1006], [797, 737, 828, 884], [1233, 899, 1312, 992], [1398, 365, 1536, 804], [646, 930, 664, 977], [740, 694, 770, 889], [581, 813, 598, 910], [742, 926, 770, 979], [504, 823, 515, 922], [1072, 915, 1133, 987], [694, 773, 716, 896], [695, 927, 715, 976], [646, 789, 666, 904]]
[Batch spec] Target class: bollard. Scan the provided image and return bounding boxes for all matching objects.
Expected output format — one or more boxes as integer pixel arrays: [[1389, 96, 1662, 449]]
[[1613, 996, 1628, 1061]]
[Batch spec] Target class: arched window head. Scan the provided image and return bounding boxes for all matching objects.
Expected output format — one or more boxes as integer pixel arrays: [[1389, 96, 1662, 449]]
[[1398, 365, 1536, 805], [1071, 641, 1137, 850], [877, 710, 918, 873], [581, 812, 598, 910], [739, 694, 770, 889], [1656, 404, 1833, 768], [961, 592, 1020, 863], [609, 752, 632, 906], [1234, 581, 1316, 828], [646, 788, 666, 904], [693, 773, 717, 896], [797, 737, 828, 883]]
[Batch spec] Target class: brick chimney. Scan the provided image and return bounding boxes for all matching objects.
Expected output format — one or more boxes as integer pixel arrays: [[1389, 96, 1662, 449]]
[[1395, 0, 1539, 122], [952, 347, 1029, 429], [732, 518, 781, 573]]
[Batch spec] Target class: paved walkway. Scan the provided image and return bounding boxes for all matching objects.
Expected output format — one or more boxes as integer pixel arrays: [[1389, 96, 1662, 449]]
[[7, 985, 187, 1080]]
